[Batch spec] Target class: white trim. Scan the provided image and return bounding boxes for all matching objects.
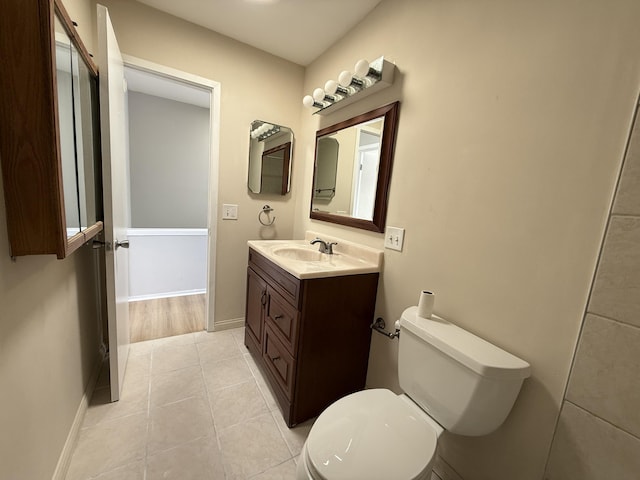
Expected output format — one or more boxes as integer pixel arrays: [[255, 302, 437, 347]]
[[126, 228, 208, 236], [212, 316, 244, 332], [51, 355, 103, 480], [129, 289, 206, 302], [122, 55, 220, 334]]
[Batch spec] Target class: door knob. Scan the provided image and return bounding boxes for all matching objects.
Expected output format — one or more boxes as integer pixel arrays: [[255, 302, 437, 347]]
[[115, 239, 130, 249]]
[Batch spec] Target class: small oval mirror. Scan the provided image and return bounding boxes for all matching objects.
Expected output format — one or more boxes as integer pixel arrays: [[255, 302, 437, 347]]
[[248, 120, 293, 195]]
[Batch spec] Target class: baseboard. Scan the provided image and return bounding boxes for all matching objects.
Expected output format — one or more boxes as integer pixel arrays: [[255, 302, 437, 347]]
[[211, 316, 244, 332], [51, 353, 104, 480]]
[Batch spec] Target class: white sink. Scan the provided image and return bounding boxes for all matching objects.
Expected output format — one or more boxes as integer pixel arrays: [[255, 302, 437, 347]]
[[271, 246, 325, 262], [247, 232, 383, 279]]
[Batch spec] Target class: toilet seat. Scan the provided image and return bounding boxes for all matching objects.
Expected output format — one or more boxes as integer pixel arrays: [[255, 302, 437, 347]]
[[304, 389, 440, 480]]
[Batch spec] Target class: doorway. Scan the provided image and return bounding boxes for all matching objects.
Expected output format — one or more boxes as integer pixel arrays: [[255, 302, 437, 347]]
[[122, 57, 220, 342]]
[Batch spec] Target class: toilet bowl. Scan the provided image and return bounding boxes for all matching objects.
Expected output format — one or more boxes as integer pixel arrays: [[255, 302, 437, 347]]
[[296, 389, 441, 480], [297, 306, 530, 480]]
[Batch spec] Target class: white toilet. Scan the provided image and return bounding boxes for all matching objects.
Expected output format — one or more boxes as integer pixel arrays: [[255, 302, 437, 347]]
[[296, 306, 531, 480]]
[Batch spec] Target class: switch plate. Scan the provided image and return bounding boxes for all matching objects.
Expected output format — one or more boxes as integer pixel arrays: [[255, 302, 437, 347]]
[[222, 204, 238, 220], [384, 226, 405, 251]]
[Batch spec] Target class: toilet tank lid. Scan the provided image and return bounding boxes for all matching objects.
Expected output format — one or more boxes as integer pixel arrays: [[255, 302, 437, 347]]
[[400, 307, 531, 380]]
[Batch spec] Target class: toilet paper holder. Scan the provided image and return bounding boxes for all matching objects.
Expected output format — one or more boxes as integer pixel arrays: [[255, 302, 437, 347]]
[[370, 317, 400, 339]]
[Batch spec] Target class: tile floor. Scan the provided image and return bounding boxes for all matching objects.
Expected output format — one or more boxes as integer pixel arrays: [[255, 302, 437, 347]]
[[65, 327, 314, 480]]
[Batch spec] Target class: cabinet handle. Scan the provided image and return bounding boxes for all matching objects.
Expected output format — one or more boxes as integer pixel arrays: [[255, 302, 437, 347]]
[[274, 314, 284, 320], [261, 291, 267, 306], [271, 355, 281, 362]]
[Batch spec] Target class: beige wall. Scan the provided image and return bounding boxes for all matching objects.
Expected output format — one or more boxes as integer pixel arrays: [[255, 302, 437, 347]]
[[0, 1, 102, 479], [293, 0, 640, 479], [90, 0, 305, 325], [545, 103, 640, 478]]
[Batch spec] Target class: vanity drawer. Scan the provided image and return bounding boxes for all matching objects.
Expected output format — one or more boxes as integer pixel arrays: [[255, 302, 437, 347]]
[[266, 288, 299, 357], [249, 249, 300, 307], [263, 325, 295, 400]]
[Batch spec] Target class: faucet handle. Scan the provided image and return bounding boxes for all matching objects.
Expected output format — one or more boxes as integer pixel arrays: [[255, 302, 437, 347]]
[[326, 242, 338, 254]]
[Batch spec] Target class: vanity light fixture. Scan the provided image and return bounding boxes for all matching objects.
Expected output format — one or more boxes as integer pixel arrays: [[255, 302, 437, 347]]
[[302, 56, 395, 115], [250, 122, 281, 141]]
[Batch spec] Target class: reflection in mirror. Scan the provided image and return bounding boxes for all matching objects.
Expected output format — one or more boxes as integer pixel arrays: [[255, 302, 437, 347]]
[[310, 102, 399, 233], [55, 14, 100, 239], [55, 15, 81, 238], [248, 121, 293, 195]]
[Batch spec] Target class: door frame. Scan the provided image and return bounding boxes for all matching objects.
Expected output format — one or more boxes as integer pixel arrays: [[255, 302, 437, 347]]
[[122, 55, 221, 332]]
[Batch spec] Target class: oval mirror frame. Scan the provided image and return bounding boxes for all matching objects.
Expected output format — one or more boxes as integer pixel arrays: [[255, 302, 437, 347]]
[[310, 101, 400, 232]]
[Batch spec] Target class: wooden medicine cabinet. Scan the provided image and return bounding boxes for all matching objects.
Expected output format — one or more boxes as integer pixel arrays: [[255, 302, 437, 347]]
[[0, 0, 103, 259]]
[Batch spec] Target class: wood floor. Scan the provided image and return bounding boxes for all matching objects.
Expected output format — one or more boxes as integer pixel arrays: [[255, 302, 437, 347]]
[[129, 294, 205, 343]]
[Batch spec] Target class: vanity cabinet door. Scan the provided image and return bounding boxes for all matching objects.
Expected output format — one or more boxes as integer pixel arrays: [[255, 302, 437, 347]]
[[246, 267, 267, 346]]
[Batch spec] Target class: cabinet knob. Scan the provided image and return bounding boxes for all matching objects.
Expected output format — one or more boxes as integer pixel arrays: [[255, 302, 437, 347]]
[[274, 314, 284, 320], [261, 291, 267, 306]]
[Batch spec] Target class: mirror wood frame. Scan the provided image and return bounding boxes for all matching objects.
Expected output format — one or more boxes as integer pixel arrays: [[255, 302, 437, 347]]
[[310, 101, 400, 233]]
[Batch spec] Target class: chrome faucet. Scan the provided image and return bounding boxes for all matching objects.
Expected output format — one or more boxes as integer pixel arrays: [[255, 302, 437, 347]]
[[310, 237, 338, 254]]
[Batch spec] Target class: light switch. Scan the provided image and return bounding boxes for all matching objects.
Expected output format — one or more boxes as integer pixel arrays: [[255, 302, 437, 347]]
[[384, 226, 405, 251], [222, 204, 238, 220]]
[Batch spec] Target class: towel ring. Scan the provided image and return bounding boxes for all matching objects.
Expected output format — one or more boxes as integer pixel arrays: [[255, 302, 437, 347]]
[[258, 205, 276, 226]]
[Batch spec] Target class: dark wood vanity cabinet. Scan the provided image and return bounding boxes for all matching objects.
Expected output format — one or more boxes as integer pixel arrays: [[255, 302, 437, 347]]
[[245, 248, 379, 427]]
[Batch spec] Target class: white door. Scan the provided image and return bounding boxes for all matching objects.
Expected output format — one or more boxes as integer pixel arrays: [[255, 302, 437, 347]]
[[98, 4, 130, 401]]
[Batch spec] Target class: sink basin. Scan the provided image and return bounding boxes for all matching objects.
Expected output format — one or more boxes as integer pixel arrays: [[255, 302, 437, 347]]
[[272, 246, 324, 262], [247, 233, 383, 279]]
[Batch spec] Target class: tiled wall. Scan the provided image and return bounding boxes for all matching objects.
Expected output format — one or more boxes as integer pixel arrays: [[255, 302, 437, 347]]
[[545, 107, 640, 478]]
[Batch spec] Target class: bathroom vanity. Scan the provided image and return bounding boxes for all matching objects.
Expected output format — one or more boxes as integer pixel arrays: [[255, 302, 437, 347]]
[[244, 235, 382, 427]]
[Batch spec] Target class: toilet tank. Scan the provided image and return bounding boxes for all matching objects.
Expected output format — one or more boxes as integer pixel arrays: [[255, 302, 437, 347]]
[[398, 307, 530, 436]]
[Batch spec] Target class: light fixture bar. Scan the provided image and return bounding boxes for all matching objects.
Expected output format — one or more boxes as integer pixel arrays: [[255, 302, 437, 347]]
[[301, 56, 395, 116]]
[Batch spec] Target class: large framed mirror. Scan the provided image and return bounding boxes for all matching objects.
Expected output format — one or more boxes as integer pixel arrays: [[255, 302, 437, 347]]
[[248, 120, 293, 195], [310, 101, 400, 232]]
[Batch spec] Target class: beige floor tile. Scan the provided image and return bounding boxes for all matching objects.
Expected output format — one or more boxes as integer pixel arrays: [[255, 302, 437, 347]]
[[197, 332, 244, 364], [147, 395, 215, 455], [210, 380, 269, 430], [66, 413, 147, 480], [146, 435, 225, 480], [202, 355, 253, 392], [244, 353, 279, 412], [125, 352, 151, 380], [150, 365, 206, 407], [230, 327, 246, 348], [219, 413, 292, 479], [251, 458, 297, 479], [271, 412, 314, 457], [152, 343, 200, 375], [92, 460, 145, 480], [129, 339, 154, 356], [83, 376, 149, 427], [153, 332, 196, 348]]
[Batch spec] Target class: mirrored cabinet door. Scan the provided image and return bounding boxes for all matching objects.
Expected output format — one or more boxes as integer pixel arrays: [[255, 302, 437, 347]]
[[0, 0, 103, 258]]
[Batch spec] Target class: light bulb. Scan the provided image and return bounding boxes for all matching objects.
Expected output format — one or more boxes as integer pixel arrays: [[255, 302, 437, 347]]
[[303, 95, 315, 108], [325, 79, 350, 97], [312, 88, 325, 102], [338, 70, 354, 87], [324, 80, 339, 95], [354, 59, 370, 77]]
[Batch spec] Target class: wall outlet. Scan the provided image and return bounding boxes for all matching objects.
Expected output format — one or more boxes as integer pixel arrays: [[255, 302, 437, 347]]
[[222, 204, 238, 220], [384, 226, 405, 251]]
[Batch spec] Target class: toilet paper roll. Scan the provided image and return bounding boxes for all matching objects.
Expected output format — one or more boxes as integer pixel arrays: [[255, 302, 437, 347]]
[[417, 290, 435, 319]]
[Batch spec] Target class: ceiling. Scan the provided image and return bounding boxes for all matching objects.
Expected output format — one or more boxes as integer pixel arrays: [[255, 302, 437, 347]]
[[136, 0, 383, 66]]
